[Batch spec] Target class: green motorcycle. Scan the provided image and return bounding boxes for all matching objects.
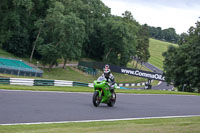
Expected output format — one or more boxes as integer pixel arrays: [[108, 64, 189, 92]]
[[93, 76, 117, 107]]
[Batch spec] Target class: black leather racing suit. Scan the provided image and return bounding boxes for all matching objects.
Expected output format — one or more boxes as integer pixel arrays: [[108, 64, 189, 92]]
[[102, 73, 115, 90]]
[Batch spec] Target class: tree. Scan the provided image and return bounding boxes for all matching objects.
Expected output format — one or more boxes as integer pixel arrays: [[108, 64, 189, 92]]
[[0, 0, 150, 71], [122, 11, 150, 68], [59, 13, 85, 68], [38, 44, 60, 70], [36, 1, 65, 69], [122, 10, 135, 22], [163, 21, 200, 92], [102, 16, 138, 66], [1, 0, 34, 56], [0, 0, 48, 57], [135, 24, 150, 68], [29, 0, 50, 61], [80, 0, 111, 59], [184, 21, 200, 92], [163, 46, 186, 88], [148, 26, 180, 43], [162, 28, 179, 43], [33, 1, 86, 70], [30, 19, 44, 62], [178, 32, 188, 45]]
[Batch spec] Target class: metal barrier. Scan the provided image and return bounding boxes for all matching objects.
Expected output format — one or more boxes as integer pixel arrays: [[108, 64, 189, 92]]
[[10, 78, 34, 86], [54, 80, 73, 86], [0, 78, 87, 87], [73, 81, 89, 87], [0, 78, 148, 88], [0, 78, 10, 84], [34, 79, 54, 86]]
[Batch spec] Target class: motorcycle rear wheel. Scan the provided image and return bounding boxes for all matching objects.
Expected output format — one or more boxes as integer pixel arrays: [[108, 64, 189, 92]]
[[107, 91, 116, 107]]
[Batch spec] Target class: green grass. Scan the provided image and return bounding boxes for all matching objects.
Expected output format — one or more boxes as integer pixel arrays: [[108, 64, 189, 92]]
[[0, 65, 150, 84], [0, 65, 147, 84], [0, 48, 39, 64], [1, 116, 200, 133], [43, 67, 97, 83], [42, 67, 147, 83], [0, 84, 199, 95], [149, 38, 178, 70], [42, 59, 152, 83], [127, 60, 151, 71], [0, 49, 16, 58]]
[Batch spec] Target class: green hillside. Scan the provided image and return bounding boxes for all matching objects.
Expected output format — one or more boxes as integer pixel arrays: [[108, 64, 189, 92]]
[[0, 49, 17, 58], [0, 38, 173, 83], [149, 38, 178, 70]]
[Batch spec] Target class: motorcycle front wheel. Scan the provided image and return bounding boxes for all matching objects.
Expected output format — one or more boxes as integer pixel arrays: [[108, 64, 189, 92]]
[[93, 91, 101, 107]]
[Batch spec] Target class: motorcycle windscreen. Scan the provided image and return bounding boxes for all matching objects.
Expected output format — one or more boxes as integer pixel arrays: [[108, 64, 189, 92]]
[[97, 76, 106, 82]]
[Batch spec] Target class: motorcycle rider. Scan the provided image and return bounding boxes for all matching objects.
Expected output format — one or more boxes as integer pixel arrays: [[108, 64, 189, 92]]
[[103, 64, 115, 91]]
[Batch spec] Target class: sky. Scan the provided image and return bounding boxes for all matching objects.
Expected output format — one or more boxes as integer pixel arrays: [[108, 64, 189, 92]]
[[101, 0, 200, 34]]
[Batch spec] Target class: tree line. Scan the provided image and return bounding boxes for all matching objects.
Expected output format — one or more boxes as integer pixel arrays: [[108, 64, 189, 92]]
[[0, 0, 150, 69], [147, 26, 180, 43], [163, 21, 200, 93]]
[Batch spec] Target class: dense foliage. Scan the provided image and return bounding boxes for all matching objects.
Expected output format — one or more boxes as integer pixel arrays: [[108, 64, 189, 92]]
[[0, 0, 150, 69], [148, 26, 180, 43], [163, 21, 200, 93]]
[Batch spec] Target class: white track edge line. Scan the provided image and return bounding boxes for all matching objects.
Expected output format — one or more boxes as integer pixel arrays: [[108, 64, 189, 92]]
[[1, 115, 200, 126]]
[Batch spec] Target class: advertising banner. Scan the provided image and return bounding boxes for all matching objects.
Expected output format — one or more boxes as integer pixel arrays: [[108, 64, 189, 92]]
[[78, 61, 165, 81]]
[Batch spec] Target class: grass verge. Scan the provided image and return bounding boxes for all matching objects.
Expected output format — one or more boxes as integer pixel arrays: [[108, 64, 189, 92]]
[[0, 84, 199, 95], [42, 67, 147, 83], [0, 116, 200, 133], [0, 66, 147, 84], [149, 38, 178, 70]]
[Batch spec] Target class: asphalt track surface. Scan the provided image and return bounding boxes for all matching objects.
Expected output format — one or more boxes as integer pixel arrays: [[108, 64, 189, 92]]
[[0, 90, 200, 124]]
